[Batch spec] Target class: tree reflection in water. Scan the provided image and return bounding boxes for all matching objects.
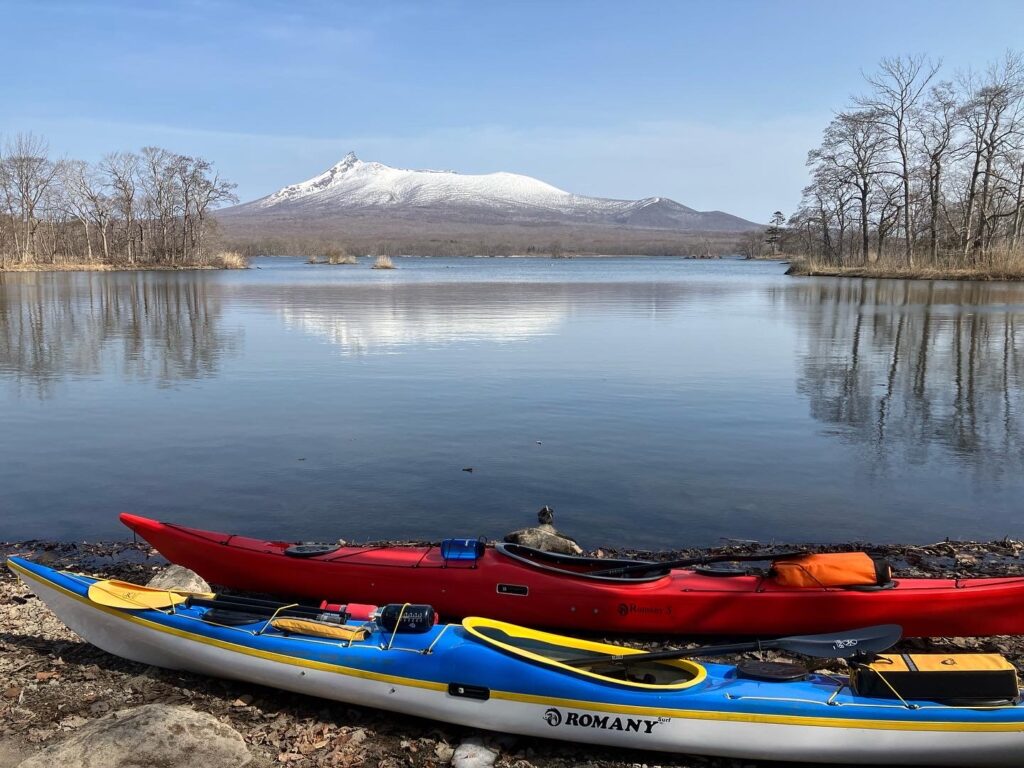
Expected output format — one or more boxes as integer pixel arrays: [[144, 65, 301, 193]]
[[781, 279, 1024, 479], [0, 272, 242, 398]]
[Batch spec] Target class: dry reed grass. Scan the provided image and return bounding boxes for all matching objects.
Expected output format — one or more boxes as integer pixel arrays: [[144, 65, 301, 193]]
[[1, 251, 249, 272], [372, 255, 395, 269], [305, 247, 357, 265], [787, 250, 1024, 282], [0, 262, 119, 272], [207, 251, 249, 269]]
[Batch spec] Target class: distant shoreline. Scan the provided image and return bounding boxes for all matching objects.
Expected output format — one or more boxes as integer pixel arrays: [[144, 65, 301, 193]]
[[272, 252, 731, 260]]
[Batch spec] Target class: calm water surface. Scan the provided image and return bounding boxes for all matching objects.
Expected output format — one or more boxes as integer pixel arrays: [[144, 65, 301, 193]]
[[2, 257, 1022, 547]]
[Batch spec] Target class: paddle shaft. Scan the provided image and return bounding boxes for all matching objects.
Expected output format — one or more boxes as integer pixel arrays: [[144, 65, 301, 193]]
[[199, 592, 328, 611], [583, 639, 779, 666], [185, 595, 334, 620], [563, 624, 903, 668]]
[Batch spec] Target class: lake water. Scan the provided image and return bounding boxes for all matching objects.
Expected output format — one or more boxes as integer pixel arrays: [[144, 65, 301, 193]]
[[2, 257, 1023, 548]]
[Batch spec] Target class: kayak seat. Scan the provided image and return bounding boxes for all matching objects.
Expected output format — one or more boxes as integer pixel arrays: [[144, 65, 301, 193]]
[[736, 660, 809, 682], [463, 616, 705, 689], [694, 564, 759, 577], [494, 543, 669, 582], [201, 608, 268, 626], [284, 543, 341, 558], [842, 580, 898, 591]]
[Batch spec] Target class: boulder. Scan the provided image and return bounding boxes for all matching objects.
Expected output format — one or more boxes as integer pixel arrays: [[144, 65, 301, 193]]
[[451, 736, 499, 768], [0, 738, 30, 768], [503, 506, 583, 556], [146, 564, 210, 594], [17, 704, 250, 768]]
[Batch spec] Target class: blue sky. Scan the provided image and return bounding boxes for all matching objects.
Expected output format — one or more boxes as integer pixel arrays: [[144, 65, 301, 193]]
[[2, 0, 1023, 222]]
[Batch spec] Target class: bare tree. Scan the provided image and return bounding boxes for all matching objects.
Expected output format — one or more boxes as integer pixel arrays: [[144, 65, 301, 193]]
[[1011, 151, 1024, 251], [814, 111, 891, 263], [802, 161, 854, 264], [856, 55, 940, 266], [739, 229, 765, 259], [959, 53, 1024, 261], [3, 133, 61, 263], [874, 179, 903, 261], [58, 160, 97, 261], [917, 81, 961, 263], [190, 163, 237, 259], [140, 146, 179, 262], [0, 138, 11, 267], [101, 152, 140, 263]]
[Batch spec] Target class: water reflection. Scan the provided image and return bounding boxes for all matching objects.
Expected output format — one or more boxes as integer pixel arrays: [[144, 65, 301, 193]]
[[245, 281, 714, 354], [277, 284, 568, 354], [784, 280, 1024, 477], [5, 259, 1024, 544], [0, 272, 241, 397]]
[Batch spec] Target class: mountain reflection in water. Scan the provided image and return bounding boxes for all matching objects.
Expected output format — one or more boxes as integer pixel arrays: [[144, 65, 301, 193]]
[[262, 281, 714, 354]]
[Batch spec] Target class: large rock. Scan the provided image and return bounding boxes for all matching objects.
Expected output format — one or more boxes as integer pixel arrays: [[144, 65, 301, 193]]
[[0, 738, 30, 768], [146, 564, 210, 594], [451, 736, 499, 768], [17, 704, 250, 768], [504, 506, 583, 555]]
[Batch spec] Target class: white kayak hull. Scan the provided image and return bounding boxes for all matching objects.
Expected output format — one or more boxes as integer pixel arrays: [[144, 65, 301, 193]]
[[12, 559, 1024, 766]]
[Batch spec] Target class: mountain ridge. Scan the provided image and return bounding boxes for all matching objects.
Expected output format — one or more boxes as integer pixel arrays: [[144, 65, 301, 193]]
[[215, 154, 760, 255], [221, 153, 757, 232]]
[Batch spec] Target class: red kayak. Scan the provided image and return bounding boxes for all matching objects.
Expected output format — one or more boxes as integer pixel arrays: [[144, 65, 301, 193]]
[[121, 513, 1024, 637]]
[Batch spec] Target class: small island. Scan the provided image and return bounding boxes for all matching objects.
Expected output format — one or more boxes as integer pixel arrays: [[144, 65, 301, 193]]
[[776, 53, 1024, 282], [306, 247, 358, 265], [0, 135, 245, 272]]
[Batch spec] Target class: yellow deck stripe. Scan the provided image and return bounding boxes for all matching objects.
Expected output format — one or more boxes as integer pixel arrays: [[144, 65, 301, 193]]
[[8, 560, 1024, 734]]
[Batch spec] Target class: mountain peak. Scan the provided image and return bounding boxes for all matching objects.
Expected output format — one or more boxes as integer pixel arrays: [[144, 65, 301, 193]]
[[333, 151, 359, 170]]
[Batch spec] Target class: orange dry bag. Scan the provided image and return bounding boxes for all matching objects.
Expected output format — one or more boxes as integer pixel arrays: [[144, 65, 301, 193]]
[[770, 552, 892, 588]]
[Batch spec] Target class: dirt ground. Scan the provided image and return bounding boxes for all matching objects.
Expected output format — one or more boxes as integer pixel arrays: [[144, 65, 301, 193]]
[[3, 537, 1024, 768]]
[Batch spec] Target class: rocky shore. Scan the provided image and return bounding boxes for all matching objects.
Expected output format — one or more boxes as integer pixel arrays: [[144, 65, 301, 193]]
[[3, 537, 1024, 768]]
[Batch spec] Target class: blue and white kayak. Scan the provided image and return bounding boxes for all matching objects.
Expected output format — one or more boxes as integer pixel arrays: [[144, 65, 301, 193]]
[[9, 556, 1024, 766]]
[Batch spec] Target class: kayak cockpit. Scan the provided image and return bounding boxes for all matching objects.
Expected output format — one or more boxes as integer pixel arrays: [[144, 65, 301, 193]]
[[462, 616, 706, 689], [494, 543, 669, 581]]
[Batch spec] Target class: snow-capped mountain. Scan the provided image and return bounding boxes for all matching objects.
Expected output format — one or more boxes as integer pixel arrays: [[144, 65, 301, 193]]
[[218, 153, 758, 234]]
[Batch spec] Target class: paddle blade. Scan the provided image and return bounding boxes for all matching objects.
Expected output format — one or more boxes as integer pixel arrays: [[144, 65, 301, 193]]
[[777, 624, 902, 659], [87, 579, 214, 610]]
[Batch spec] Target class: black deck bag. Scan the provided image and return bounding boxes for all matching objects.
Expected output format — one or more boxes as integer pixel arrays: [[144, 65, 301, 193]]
[[852, 654, 1020, 704]]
